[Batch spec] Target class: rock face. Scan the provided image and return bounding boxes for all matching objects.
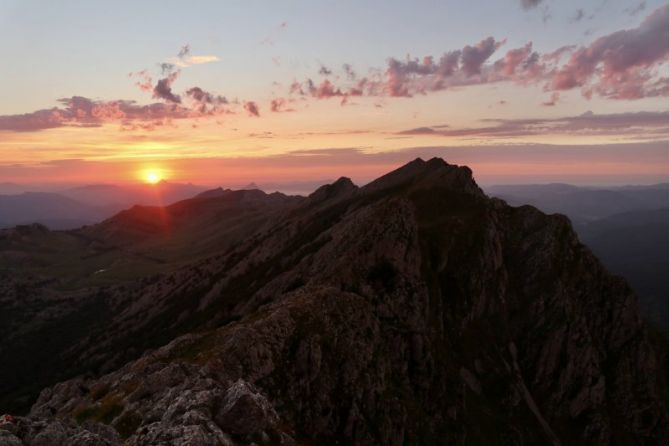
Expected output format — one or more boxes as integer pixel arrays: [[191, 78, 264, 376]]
[[2, 158, 668, 445]]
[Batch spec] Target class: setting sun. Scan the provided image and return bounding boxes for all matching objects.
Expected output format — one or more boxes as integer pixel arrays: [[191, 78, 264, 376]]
[[144, 170, 163, 184]]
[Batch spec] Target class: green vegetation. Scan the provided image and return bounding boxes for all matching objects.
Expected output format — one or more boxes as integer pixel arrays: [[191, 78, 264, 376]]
[[73, 393, 124, 425], [114, 409, 143, 439]]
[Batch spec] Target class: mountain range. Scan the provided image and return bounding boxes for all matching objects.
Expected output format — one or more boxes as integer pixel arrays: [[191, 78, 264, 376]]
[[486, 183, 669, 224], [0, 182, 208, 230], [0, 159, 667, 445]]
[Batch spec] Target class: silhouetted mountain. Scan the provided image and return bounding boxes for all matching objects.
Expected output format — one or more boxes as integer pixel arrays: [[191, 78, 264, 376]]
[[236, 179, 333, 196], [0, 182, 211, 231], [0, 192, 108, 229], [0, 182, 29, 195], [0, 159, 667, 445], [486, 183, 669, 223], [83, 188, 302, 261], [62, 181, 208, 210]]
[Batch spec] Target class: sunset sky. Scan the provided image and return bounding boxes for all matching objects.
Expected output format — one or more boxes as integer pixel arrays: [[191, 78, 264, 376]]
[[1, 0, 669, 187]]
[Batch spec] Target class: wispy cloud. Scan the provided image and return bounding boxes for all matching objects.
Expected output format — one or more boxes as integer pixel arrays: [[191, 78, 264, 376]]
[[626, 1, 646, 16], [397, 110, 669, 139], [168, 44, 220, 67], [520, 0, 544, 10], [261, 21, 288, 45]]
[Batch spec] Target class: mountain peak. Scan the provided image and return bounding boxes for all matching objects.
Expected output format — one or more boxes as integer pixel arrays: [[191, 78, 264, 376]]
[[362, 157, 480, 195], [195, 187, 230, 199], [308, 176, 358, 204]]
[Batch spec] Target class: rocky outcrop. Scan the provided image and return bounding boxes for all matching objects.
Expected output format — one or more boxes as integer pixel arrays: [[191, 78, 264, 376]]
[[1, 158, 667, 445]]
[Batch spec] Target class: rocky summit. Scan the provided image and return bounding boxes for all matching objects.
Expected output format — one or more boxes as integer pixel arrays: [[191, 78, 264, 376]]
[[1, 158, 668, 445]]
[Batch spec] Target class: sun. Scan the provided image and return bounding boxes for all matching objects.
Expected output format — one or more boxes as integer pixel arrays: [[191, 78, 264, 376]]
[[143, 170, 163, 184]]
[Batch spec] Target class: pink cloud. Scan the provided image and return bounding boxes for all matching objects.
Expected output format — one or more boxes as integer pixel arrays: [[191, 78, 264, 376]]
[[288, 5, 669, 103], [244, 101, 260, 117], [270, 98, 295, 112], [152, 71, 181, 104], [551, 4, 669, 98], [397, 110, 669, 138], [184, 87, 229, 114], [542, 92, 560, 106], [0, 96, 226, 132], [461, 37, 504, 76]]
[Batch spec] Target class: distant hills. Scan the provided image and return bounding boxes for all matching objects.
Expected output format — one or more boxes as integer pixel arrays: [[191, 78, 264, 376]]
[[0, 182, 30, 195], [578, 208, 669, 332], [486, 183, 669, 223], [0, 182, 209, 230], [62, 181, 207, 209], [0, 180, 333, 230], [0, 192, 108, 230]]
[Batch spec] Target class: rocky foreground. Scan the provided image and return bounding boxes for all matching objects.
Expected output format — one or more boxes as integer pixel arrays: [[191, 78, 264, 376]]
[[1, 158, 667, 445]]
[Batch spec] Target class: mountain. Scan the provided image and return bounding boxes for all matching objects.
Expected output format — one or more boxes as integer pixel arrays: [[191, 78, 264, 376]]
[[485, 183, 669, 334], [0, 192, 108, 229], [82, 188, 302, 263], [486, 183, 669, 223], [578, 208, 669, 333], [0, 182, 211, 231], [236, 179, 333, 196], [0, 159, 667, 445], [62, 181, 208, 210], [0, 182, 29, 195]]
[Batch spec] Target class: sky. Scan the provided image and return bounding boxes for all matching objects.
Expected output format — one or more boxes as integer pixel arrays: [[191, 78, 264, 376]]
[[1, 0, 669, 187]]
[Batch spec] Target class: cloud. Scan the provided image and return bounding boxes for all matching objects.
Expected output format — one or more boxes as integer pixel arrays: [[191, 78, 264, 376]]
[[397, 127, 438, 135], [550, 4, 669, 99], [626, 1, 646, 16], [270, 98, 294, 112], [153, 71, 181, 103], [461, 37, 503, 76], [396, 110, 669, 139], [291, 37, 510, 99], [0, 108, 67, 132], [178, 44, 190, 59], [184, 87, 229, 114], [542, 92, 560, 106], [261, 21, 288, 45], [129, 70, 153, 92], [0, 96, 196, 132], [288, 4, 669, 102], [160, 62, 176, 75], [290, 78, 364, 105], [133, 45, 221, 106], [169, 43, 220, 68], [520, 0, 543, 10], [570, 9, 585, 23], [244, 101, 260, 117], [170, 55, 220, 68], [342, 63, 356, 80], [126, 45, 234, 116]]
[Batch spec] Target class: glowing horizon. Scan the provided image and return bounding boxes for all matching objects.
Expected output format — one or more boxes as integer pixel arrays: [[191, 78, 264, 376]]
[[1, 0, 669, 186]]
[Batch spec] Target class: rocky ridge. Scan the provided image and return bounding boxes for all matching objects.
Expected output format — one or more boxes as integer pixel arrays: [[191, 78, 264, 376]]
[[1, 158, 667, 445]]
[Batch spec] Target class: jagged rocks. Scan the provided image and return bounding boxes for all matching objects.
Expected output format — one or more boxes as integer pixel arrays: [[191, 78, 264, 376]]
[[0, 416, 118, 446]]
